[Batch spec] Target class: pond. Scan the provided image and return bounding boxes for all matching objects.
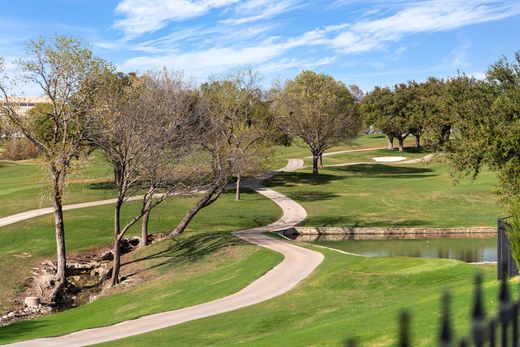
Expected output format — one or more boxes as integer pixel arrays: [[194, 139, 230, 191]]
[[306, 237, 497, 263]]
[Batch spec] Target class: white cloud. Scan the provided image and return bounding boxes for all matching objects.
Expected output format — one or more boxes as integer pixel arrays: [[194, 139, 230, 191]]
[[114, 0, 239, 38], [116, 0, 520, 81], [258, 56, 336, 74], [299, 0, 520, 54], [220, 0, 300, 25], [120, 43, 286, 77]]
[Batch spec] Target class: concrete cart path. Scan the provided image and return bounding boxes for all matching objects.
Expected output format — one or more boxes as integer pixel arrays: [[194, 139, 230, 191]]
[[6, 159, 325, 347]]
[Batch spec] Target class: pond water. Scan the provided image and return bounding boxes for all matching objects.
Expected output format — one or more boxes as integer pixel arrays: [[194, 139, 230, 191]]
[[310, 237, 497, 263]]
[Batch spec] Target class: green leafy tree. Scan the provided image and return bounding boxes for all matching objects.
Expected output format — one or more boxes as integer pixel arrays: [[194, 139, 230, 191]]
[[280, 70, 360, 175], [417, 77, 451, 148], [443, 52, 520, 208], [360, 86, 398, 150]]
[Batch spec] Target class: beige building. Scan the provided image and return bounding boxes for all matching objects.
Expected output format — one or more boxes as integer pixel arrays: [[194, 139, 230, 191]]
[[1, 96, 50, 115]]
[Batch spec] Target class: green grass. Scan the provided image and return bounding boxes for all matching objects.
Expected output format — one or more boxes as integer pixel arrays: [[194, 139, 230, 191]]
[[0, 151, 114, 217], [266, 159, 499, 228], [0, 232, 283, 344], [303, 147, 428, 166], [0, 189, 282, 312], [94, 245, 504, 346], [270, 134, 415, 169]]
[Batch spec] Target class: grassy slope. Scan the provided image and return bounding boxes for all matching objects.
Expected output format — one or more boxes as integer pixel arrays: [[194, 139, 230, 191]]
[[0, 233, 282, 344], [98, 245, 503, 347], [0, 189, 281, 312], [266, 158, 498, 228], [0, 151, 115, 217]]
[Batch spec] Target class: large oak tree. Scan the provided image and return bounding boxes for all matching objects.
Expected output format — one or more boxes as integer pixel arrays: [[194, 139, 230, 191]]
[[280, 70, 360, 175]]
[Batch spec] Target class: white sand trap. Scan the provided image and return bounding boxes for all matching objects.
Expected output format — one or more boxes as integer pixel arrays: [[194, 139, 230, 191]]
[[372, 156, 407, 162]]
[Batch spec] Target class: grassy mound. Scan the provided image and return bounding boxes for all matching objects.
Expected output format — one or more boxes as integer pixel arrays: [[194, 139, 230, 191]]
[[101, 244, 502, 346]]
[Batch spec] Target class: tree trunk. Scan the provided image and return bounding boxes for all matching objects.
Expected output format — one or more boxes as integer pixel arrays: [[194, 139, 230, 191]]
[[140, 186, 155, 247], [111, 236, 121, 286], [398, 138, 405, 152], [51, 171, 66, 286], [235, 174, 241, 201], [319, 154, 323, 168], [170, 184, 223, 238], [387, 136, 394, 150], [111, 199, 123, 287], [312, 155, 319, 176], [113, 161, 122, 187], [415, 135, 421, 148]]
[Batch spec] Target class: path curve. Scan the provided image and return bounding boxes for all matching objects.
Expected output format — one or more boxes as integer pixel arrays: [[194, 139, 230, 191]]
[[5, 159, 324, 347], [304, 146, 386, 158]]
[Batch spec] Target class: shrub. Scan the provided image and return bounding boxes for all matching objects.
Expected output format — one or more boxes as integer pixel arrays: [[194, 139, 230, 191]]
[[0, 138, 39, 160]]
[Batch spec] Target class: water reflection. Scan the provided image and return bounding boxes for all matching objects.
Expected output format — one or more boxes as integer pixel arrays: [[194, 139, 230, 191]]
[[304, 236, 497, 263]]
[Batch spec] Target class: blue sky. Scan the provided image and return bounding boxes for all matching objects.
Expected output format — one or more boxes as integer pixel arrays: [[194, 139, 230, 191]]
[[1, 0, 520, 94]]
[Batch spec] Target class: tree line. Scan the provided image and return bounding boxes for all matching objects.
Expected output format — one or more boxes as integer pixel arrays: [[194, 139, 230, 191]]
[[0, 35, 519, 301]]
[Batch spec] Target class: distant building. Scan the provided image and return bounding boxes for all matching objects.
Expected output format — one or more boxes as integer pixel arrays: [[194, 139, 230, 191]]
[[0, 96, 51, 139], [1, 96, 51, 115]]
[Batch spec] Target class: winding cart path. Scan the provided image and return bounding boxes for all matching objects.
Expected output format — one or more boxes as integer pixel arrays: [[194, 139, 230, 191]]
[[4, 159, 324, 347]]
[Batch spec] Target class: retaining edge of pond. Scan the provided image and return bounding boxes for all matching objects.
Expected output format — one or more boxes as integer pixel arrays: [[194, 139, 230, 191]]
[[281, 226, 496, 241]]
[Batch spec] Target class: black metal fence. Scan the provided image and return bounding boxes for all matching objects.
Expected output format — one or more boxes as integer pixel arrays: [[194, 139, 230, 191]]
[[346, 218, 520, 346], [393, 272, 518, 347], [498, 217, 517, 280]]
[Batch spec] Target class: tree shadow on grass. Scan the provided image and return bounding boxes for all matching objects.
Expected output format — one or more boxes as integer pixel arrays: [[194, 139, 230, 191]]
[[0, 319, 50, 344], [122, 232, 244, 277], [87, 181, 115, 190], [329, 164, 437, 179], [288, 191, 340, 202], [265, 171, 343, 188], [373, 146, 426, 155]]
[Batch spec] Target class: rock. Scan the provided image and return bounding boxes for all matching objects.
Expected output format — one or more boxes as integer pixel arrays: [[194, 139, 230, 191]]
[[101, 251, 114, 261], [24, 296, 41, 307], [128, 236, 141, 247]]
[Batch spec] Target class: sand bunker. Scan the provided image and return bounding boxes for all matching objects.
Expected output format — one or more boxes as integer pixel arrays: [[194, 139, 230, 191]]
[[372, 156, 407, 162]]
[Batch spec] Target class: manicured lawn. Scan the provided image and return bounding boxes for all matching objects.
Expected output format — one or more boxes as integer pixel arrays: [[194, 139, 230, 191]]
[[0, 189, 282, 312], [271, 134, 415, 169], [98, 245, 503, 346], [266, 159, 499, 228], [0, 151, 114, 217], [0, 232, 282, 344], [303, 147, 428, 166]]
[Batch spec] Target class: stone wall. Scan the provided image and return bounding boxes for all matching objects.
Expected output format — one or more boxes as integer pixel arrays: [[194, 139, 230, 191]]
[[281, 226, 496, 241]]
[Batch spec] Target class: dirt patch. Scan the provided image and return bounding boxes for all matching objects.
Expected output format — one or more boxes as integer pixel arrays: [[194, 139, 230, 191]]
[[0, 233, 168, 327]]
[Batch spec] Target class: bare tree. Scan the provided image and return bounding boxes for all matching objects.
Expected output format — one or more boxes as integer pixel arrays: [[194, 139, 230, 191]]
[[169, 70, 274, 236], [137, 70, 202, 246], [0, 37, 105, 301], [280, 70, 360, 176], [89, 70, 201, 285]]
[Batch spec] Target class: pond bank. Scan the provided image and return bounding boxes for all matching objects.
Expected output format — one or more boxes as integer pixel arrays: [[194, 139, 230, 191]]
[[282, 226, 496, 241]]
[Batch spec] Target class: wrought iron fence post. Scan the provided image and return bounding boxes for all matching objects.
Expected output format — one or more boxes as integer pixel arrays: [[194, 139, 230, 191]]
[[399, 310, 411, 347], [471, 274, 486, 347], [499, 272, 511, 347], [490, 318, 497, 347], [511, 302, 518, 347], [440, 291, 453, 347]]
